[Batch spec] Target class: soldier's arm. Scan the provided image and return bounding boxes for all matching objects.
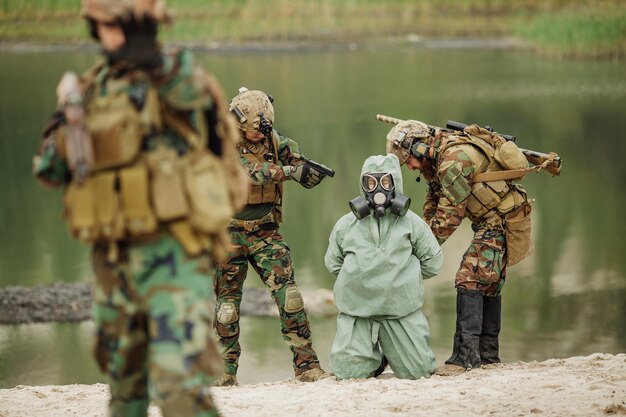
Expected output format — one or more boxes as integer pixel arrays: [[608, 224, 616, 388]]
[[240, 157, 290, 186], [276, 133, 306, 168], [324, 216, 348, 276], [242, 132, 304, 186], [428, 149, 475, 244], [428, 196, 468, 245], [411, 215, 444, 279], [33, 111, 71, 188], [423, 183, 440, 223]]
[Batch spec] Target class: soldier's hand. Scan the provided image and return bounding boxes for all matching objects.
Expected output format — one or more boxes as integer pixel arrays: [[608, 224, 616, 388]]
[[303, 166, 324, 189], [290, 164, 324, 189]]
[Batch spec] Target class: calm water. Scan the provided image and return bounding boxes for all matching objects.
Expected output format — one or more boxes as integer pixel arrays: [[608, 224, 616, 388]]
[[0, 46, 625, 388]]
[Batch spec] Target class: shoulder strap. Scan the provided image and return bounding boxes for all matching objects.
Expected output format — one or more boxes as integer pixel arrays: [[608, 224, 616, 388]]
[[472, 153, 558, 182]]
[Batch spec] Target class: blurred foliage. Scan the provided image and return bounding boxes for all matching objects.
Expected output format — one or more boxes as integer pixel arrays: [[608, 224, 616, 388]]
[[0, 0, 624, 58]]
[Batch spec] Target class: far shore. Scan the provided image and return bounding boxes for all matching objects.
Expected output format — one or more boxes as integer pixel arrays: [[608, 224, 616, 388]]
[[0, 36, 526, 55]]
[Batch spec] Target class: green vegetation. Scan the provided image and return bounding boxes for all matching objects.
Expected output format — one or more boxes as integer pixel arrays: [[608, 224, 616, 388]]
[[1, 0, 624, 58], [515, 5, 626, 59]]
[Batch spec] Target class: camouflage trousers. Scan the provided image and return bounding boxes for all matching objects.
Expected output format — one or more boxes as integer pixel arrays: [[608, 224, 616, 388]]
[[214, 227, 321, 376], [91, 236, 222, 417], [455, 227, 507, 296]]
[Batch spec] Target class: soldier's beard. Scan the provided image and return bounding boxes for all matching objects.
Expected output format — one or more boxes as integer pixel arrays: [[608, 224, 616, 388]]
[[419, 158, 437, 182]]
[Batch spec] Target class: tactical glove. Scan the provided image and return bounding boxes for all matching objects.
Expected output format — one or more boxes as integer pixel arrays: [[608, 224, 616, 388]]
[[290, 164, 324, 189]]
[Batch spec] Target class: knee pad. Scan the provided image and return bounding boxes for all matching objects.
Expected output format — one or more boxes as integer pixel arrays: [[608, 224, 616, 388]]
[[217, 302, 239, 324], [284, 287, 304, 313]]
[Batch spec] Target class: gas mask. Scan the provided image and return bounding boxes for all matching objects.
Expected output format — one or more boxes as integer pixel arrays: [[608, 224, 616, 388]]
[[349, 172, 411, 220]]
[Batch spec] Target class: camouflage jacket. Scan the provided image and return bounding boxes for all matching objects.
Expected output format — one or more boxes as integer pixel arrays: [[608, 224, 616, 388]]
[[235, 130, 307, 221], [423, 136, 490, 244], [34, 48, 217, 187], [239, 130, 306, 185]]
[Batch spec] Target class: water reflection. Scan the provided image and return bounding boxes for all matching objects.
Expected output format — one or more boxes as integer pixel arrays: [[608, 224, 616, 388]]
[[0, 47, 624, 386]]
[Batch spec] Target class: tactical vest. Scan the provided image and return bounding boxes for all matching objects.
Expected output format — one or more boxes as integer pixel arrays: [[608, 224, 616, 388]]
[[238, 131, 282, 206], [436, 127, 535, 265], [56, 64, 243, 260], [437, 131, 528, 226]]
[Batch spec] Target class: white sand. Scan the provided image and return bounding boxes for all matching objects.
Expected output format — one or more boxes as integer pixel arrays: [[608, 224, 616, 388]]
[[1, 353, 624, 417]]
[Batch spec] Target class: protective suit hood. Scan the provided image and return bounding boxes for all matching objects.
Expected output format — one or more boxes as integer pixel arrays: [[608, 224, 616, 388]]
[[360, 154, 404, 196], [350, 154, 409, 219]]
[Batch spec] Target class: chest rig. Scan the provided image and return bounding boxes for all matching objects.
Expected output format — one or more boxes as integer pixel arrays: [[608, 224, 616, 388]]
[[437, 132, 528, 226], [238, 132, 282, 205], [57, 65, 235, 259]]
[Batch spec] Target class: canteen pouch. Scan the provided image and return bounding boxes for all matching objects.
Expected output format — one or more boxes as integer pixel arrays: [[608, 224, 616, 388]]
[[87, 93, 145, 170], [64, 177, 98, 242], [146, 149, 190, 221], [183, 151, 233, 233], [119, 164, 158, 236], [505, 202, 534, 266]]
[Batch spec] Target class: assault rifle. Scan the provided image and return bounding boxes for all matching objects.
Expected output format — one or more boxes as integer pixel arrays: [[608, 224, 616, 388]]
[[56, 72, 94, 184], [304, 158, 335, 178], [376, 114, 562, 176], [446, 120, 562, 176]]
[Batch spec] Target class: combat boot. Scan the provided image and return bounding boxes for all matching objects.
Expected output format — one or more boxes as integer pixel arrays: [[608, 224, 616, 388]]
[[295, 367, 331, 382], [436, 288, 483, 375], [445, 292, 462, 364], [480, 294, 501, 365], [214, 373, 238, 387], [373, 355, 388, 377]]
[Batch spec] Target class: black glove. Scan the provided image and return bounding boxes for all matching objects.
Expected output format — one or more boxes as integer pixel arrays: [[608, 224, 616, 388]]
[[105, 15, 162, 70], [291, 164, 324, 189]]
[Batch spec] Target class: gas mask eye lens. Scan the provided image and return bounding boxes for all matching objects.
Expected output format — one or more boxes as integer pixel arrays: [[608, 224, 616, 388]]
[[362, 174, 377, 192], [380, 174, 394, 191]]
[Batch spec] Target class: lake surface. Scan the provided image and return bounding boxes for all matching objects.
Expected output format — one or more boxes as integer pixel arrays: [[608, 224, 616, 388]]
[[0, 45, 625, 387]]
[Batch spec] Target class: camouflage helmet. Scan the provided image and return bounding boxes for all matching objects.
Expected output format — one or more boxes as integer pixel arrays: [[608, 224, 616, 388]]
[[80, 0, 172, 23], [229, 87, 275, 134], [386, 120, 431, 164]]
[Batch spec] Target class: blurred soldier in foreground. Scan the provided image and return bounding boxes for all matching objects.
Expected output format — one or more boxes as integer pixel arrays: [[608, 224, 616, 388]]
[[213, 88, 330, 386], [33, 1, 247, 415], [383, 116, 559, 376]]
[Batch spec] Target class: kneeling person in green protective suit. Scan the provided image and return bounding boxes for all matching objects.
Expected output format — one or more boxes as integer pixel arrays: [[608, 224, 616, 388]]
[[325, 154, 444, 379]]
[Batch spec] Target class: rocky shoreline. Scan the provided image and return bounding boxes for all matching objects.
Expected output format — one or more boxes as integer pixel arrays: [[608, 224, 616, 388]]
[[0, 283, 336, 325]]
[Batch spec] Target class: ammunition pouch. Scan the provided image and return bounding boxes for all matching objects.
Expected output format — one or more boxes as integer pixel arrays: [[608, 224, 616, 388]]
[[466, 180, 509, 218], [59, 65, 244, 262], [183, 150, 234, 234], [505, 201, 534, 266], [86, 90, 157, 170], [64, 161, 159, 242]]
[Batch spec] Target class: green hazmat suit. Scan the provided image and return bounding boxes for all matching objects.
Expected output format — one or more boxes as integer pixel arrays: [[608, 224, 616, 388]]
[[325, 154, 444, 379]]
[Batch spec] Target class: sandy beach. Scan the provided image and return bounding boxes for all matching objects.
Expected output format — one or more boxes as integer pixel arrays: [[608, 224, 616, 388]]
[[1, 353, 624, 417]]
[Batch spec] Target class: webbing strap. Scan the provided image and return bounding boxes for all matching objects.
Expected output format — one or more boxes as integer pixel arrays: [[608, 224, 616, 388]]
[[472, 154, 556, 183]]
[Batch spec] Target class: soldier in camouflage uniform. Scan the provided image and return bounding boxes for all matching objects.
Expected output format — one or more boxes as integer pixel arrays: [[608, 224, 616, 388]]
[[213, 88, 329, 386], [32, 1, 245, 415], [386, 120, 532, 376]]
